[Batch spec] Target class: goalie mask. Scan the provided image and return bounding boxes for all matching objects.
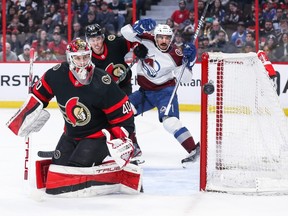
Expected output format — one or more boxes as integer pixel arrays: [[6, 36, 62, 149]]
[[66, 38, 94, 85], [154, 24, 174, 52]]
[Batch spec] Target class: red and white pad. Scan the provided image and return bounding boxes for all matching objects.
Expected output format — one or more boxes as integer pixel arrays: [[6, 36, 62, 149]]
[[6, 94, 50, 137], [102, 127, 134, 168], [44, 161, 142, 197]]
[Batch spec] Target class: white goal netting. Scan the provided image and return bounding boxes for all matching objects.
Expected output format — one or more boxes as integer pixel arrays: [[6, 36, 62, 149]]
[[201, 52, 288, 195]]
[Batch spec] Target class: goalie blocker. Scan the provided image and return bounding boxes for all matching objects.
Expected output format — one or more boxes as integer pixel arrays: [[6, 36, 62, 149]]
[[6, 94, 50, 137], [36, 159, 142, 197]]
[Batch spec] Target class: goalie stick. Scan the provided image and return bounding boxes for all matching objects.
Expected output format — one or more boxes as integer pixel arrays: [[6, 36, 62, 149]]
[[24, 48, 35, 180], [164, 0, 214, 116]]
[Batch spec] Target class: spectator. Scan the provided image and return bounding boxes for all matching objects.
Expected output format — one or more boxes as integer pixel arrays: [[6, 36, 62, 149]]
[[7, 5, 18, 23], [260, 19, 277, 48], [209, 30, 238, 53], [7, 15, 25, 35], [224, 1, 243, 33], [48, 29, 68, 60], [208, 0, 226, 24], [243, 41, 255, 53], [207, 20, 229, 46], [9, 32, 23, 56], [273, 8, 285, 31], [81, 10, 98, 27], [264, 34, 278, 51], [262, 0, 277, 21], [18, 44, 31, 61], [108, 0, 127, 35], [166, 18, 176, 33], [262, 44, 277, 62], [173, 32, 184, 50], [73, 0, 89, 23], [181, 9, 196, 42], [39, 48, 58, 61], [171, 0, 190, 28], [72, 22, 85, 39], [0, 42, 18, 61], [97, 2, 117, 35], [41, 13, 57, 36], [24, 18, 38, 34], [274, 32, 288, 61], [245, 31, 256, 47], [31, 29, 50, 60], [231, 21, 247, 50], [48, 3, 62, 25], [198, 36, 211, 60]]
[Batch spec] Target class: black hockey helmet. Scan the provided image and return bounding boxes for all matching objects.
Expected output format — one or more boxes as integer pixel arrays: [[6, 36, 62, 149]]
[[85, 24, 104, 39]]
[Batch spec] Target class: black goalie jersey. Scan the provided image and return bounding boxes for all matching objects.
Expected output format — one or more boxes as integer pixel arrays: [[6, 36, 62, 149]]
[[32, 62, 135, 139]]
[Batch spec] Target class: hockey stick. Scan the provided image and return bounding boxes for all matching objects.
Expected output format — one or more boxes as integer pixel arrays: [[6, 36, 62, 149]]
[[116, 57, 139, 84], [24, 48, 35, 180], [164, 0, 214, 116]]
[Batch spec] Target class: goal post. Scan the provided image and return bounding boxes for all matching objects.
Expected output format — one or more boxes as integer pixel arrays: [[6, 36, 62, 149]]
[[200, 52, 288, 195]]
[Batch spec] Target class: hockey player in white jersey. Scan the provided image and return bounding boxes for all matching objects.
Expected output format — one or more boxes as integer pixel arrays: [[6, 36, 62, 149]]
[[121, 18, 200, 165]]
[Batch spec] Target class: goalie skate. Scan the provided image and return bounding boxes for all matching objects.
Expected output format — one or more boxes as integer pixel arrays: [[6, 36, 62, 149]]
[[181, 143, 200, 167]]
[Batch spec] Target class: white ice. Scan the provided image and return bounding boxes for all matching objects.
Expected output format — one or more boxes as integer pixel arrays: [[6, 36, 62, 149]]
[[1, 109, 287, 216]]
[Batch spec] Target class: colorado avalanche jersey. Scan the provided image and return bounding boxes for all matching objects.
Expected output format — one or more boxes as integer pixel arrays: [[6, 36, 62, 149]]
[[32, 62, 134, 139], [121, 24, 193, 91]]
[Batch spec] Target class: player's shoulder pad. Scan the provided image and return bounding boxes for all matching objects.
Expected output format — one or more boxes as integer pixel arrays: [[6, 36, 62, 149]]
[[174, 47, 183, 57], [107, 34, 116, 41], [94, 67, 113, 85], [52, 63, 62, 71]]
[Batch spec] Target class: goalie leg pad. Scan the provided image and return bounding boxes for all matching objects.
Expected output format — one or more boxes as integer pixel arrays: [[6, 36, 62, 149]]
[[6, 93, 50, 137], [35, 159, 52, 189], [45, 162, 142, 197]]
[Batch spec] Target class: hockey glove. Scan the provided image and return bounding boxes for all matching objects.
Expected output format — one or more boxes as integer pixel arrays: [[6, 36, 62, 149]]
[[182, 43, 197, 70], [132, 18, 156, 35], [102, 127, 134, 168], [133, 44, 148, 60], [6, 94, 50, 137]]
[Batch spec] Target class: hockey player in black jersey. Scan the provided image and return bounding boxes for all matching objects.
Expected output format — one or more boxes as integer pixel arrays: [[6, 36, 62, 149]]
[[85, 23, 134, 95], [85, 23, 143, 161], [6, 38, 142, 196]]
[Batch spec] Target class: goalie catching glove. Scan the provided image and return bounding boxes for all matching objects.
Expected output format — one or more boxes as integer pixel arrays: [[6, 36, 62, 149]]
[[6, 94, 50, 137], [182, 43, 197, 70], [102, 127, 134, 168], [132, 18, 156, 35]]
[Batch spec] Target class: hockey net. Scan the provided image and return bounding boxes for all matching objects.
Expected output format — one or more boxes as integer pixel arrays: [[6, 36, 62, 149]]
[[200, 52, 288, 195]]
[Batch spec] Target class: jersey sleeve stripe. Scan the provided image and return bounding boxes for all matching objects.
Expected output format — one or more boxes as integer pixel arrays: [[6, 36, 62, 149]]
[[102, 95, 129, 114], [108, 111, 133, 125]]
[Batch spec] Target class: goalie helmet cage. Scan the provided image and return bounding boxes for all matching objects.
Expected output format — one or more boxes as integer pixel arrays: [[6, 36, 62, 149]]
[[200, 52, 288, 195]]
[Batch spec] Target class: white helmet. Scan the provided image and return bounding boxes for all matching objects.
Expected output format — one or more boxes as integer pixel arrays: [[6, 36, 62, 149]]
[[154, 24, 174, 51], [66, 38, 94, 85]]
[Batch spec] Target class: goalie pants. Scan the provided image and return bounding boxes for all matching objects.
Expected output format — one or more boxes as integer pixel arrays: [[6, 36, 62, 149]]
[[52, 133, 110, 167]]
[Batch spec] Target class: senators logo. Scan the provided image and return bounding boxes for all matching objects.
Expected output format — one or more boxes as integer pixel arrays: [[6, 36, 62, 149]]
[[59, 97, 91, 127], [106, 63, 126, 80]]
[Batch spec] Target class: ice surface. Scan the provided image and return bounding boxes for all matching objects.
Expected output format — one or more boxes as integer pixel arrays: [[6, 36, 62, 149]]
[[1, 109, 287, 216]]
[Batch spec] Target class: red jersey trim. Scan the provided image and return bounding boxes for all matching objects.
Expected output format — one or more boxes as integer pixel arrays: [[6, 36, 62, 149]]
[[108, 111, 133, 125], [103, 95, 129, 114]]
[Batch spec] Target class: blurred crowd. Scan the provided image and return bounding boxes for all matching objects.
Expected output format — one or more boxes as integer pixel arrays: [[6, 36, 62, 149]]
[[168, 0, 288, 62], [0, 0, 149, 61], [0, 0, 287, 62]]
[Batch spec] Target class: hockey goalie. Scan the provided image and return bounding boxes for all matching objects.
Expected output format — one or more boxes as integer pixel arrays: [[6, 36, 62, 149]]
[[6, 38, 142, 197]]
